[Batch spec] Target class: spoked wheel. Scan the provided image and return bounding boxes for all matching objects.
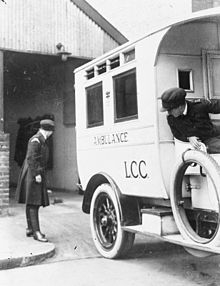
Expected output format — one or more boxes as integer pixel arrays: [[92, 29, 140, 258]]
[[90, 183, 135, 259], [170, 150, 220, 253]]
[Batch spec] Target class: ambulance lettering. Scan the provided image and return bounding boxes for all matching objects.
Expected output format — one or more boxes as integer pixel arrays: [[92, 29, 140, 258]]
[[94, 132, 128, 146]]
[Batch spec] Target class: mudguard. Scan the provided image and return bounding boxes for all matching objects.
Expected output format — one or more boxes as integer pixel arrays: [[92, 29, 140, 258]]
[[82, 172, 140, 226]]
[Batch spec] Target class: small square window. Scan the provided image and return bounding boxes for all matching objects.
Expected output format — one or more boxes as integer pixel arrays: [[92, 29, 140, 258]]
[[86, 82, 103, 127], [114, 69, 138, 122], [124, 49, 135, 63], [97, 63, 106, 75], [178, 69, 194, 92], [110, 56, 120, 69], [86, 68, 95, 80]]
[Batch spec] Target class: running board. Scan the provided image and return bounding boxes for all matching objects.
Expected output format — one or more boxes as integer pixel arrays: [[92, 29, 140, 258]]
[[141, 207, 179, 236], [122, 225, 220, 254]]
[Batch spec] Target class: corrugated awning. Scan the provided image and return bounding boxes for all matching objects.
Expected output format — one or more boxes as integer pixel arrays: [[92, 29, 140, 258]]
[[71, 0, 128, 45]]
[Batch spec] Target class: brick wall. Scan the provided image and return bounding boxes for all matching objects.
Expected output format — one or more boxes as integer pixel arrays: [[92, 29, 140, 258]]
[[192, 0, 220, 11], [0, 133, 9, 215]]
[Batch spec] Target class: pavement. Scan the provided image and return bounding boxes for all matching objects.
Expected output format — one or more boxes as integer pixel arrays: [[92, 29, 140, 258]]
[[0, 188, 183, 271], [0, 189, 85, 270]]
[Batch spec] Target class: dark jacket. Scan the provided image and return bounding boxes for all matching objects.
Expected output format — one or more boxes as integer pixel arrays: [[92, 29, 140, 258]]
[[167, 99, 220, 142], [15, 131, 50, 206]]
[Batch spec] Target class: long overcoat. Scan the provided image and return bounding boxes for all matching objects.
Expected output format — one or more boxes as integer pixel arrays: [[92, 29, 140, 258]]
[[15, 131, 50, 206]]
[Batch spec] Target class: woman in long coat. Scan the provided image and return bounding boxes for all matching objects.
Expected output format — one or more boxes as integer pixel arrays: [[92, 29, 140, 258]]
[[16, 119, 55, 242]]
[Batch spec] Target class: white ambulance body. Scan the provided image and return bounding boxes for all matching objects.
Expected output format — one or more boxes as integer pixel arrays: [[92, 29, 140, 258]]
[[75, 8, 220, 258]]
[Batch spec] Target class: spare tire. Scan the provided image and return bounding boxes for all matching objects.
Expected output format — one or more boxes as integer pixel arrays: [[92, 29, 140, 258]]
[[170, 149, 220, 246]]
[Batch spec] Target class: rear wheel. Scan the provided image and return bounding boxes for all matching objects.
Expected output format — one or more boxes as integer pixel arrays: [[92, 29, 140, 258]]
[[90, 183, 135, 259]]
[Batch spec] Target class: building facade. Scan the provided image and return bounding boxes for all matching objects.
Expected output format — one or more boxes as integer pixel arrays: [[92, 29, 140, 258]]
[[0, 0, 127, 213], [192, 0, 220, 11]]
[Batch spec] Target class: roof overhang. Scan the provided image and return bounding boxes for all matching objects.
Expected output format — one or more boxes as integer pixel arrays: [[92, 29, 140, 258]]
[[70, 0, 128, 45], [75, 6, 220, 73]]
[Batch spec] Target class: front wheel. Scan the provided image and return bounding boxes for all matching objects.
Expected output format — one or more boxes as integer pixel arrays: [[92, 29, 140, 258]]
[[90, 183, 135, 259]]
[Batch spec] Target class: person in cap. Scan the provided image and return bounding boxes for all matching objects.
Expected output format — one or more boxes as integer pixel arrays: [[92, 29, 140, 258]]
[[16, 119, 55, 242], [161, 87, 220, 153]]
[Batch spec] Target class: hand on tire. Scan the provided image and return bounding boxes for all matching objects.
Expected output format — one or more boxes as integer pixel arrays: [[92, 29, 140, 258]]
[[188, 136, 201, 150]]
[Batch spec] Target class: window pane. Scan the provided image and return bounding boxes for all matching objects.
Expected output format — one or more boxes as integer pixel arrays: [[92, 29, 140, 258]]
[[97, 63, 106, 74], [124, 49, 135, 63], [110, 56, 120, 69], [114, 69, 137, 121], [86, 83, 103, 127], [86, 68, 94, 79], [211, 58, 220, 97], [178, 70, 190, 90]]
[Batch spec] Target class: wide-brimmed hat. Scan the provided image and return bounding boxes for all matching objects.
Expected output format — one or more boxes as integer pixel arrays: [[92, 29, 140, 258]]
[[160, 87, 186, 112], [40, 119, 55, 131]]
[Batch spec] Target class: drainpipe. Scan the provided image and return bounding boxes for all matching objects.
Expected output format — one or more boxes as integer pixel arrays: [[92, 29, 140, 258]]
[[0, 51, 9, 215]]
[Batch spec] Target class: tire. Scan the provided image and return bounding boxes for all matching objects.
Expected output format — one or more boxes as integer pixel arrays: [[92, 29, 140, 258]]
[[90, 183, 135, 259], [183, 247, 212, 257], [170, 149, 220, 247]]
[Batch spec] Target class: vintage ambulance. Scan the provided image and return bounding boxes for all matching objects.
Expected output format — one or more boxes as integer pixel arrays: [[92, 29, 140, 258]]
[[74, 7, 220, 258]]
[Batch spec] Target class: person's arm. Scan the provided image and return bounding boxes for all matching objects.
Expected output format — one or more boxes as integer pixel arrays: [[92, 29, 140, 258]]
[[203, 99, 220, 113], [167, 116, 202, 149], [26, 138, 42, 182], [167, 116, 188, 142]]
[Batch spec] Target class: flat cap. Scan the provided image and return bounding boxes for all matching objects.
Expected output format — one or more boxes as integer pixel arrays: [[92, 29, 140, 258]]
[[40, 119, 55, 131], [160, 87, 186, 112]]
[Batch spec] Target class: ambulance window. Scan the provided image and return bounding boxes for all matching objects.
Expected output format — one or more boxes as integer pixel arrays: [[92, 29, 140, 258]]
[[178, 69, 193, 91], [86, 68, 95, 79], [114, 69, 138, 122], [97, 63, 106, 75], [110, 56, 120, 69], [86, 83, 103, 127], [124, 49, 135, 63]]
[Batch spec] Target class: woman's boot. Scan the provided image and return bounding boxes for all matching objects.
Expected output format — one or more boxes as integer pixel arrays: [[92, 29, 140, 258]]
[[29, 205, 48, 242], [26, 205, 33, 237]]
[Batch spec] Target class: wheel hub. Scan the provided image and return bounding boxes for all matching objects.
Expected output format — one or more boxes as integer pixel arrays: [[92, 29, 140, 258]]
[[94, 194, 118, 248], [101, 215, 113, 226]]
